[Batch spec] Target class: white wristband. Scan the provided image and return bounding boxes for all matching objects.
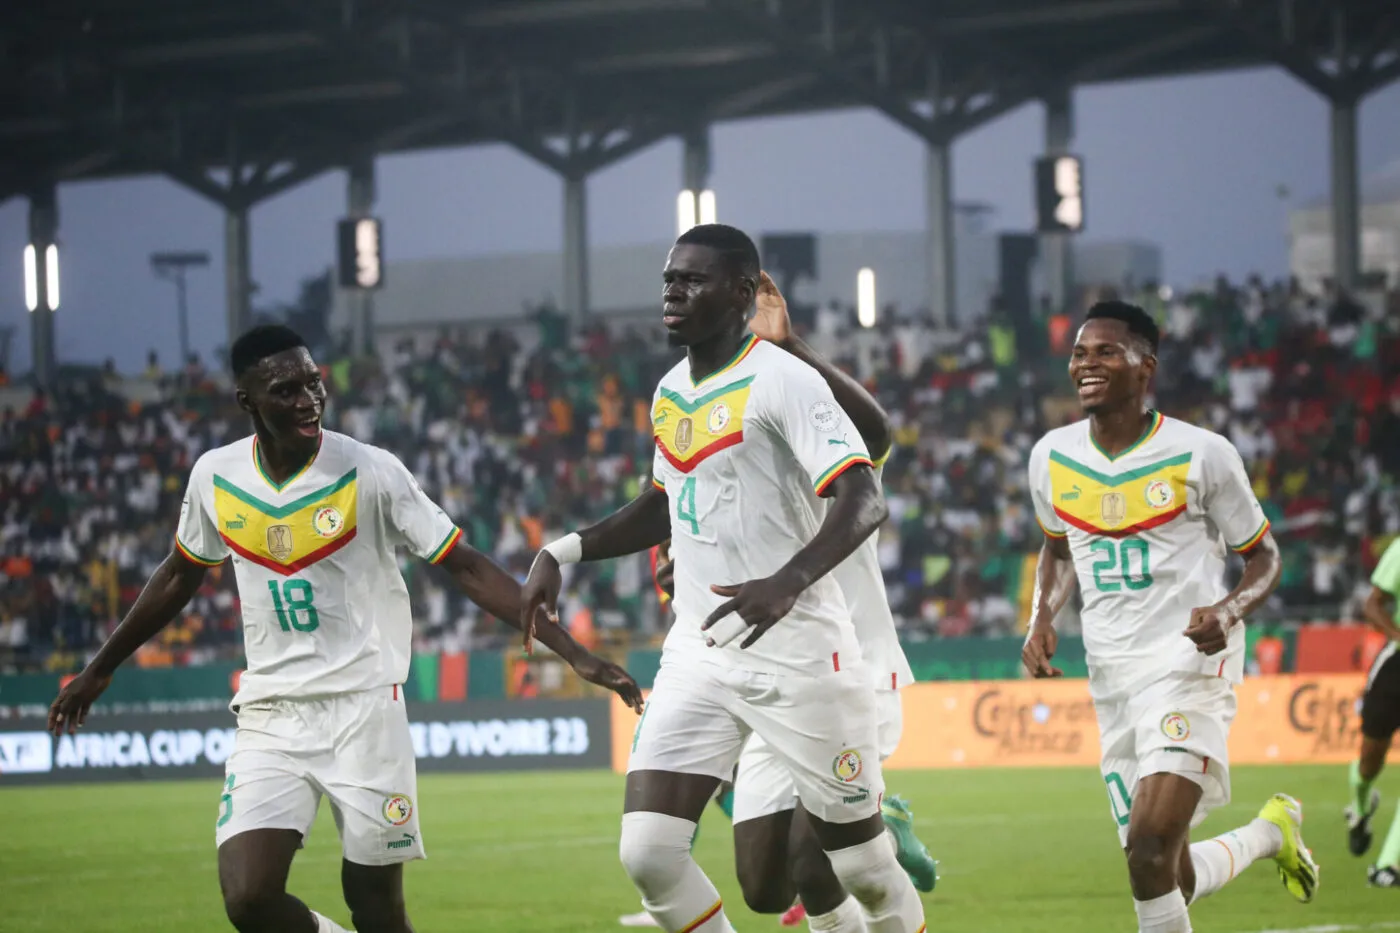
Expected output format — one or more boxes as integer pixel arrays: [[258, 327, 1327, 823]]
[[542, 532, 583, 566]]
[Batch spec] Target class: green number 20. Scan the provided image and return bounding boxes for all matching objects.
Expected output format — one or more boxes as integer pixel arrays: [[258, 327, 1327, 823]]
[[676, 476, 700, 535], [267, 579, 320, 632], [1089, 537, 1153, 592]]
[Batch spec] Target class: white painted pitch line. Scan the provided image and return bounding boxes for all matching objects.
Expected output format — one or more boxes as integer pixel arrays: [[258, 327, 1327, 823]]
[[1232, 923, 1400, 933]]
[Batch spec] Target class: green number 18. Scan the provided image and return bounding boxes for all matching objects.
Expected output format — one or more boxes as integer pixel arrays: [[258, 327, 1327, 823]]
[[267, 579, 320, 632]]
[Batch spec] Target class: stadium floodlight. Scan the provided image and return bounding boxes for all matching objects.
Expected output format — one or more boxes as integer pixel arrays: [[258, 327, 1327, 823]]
[[45, 245, 60, 310], [857, 267, 877, 328], [698, 189, 717, 226], [151, 251, 211, 364], [23, 245, 37, 312], [677, 190, 697, 236], [1035, 155, 1085, 234], [337, 217, 383, 290]]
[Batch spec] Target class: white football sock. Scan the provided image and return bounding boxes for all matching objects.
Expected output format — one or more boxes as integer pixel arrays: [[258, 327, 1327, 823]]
[[1134, 890, 1192, 933], [807, 895, 868, 932], [619, 811, 736, 932], [312, 912, 352, 933], [825, 834, 925, 933], [1188, 819, 1283, 902]]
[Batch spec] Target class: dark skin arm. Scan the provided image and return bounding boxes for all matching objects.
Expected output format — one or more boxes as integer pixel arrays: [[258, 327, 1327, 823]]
[[701, 465, 888, 649], [751, 271, 892, 462], [49, 550, 208, 735], [1362, 585, 1400, 642], [1183, 532, 1282, 654], [1022, 534, 1078, 677], [440, 544, 643, 712], [520, 485, 670, 632]]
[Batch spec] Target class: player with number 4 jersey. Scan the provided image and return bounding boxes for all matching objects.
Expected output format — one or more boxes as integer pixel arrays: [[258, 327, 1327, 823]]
[[1022, 301, 1315, 933], [49, 325, 641, 933]]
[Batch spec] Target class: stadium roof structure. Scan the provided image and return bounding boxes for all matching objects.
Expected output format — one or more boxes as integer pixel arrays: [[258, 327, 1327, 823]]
[[5, 0, 1398, 205], [6, 0, 1400, 385]]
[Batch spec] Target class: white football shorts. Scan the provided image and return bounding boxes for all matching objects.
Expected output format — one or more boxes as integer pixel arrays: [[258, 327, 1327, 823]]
[[731, 687, 903, 824], [215, 685, 424, 865], [628, 655, 884, 824], [1095, 671, 1236, 846]]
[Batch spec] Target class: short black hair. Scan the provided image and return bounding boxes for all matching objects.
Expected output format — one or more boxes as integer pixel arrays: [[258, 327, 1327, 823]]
[[230, 324, 307, 379], [675, 223, 761, 282], [1085, 300, 1159, 354]]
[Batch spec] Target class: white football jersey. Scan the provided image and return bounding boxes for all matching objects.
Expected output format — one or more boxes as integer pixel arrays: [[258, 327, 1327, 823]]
[[650, 335, 871, 676], [828, 458, 914, 692], [176, 430, 460, 708], [1027, 412, 1270, 696]]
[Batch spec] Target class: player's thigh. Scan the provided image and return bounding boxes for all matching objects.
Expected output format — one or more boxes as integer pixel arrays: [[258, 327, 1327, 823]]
[[875, 689, 904, 761], [341, 859, 409, 928], [318, 689, 426, 867], [731, 734, 798, 906], [1095, 693, 1139, 847], [218, 828, 303, 909], [741, 667, 884, 836], [216, 706, 323, 852], [626, 660, 747, 820], [1362, 646, 1400, 741], [1129, 673, 1235, 832]]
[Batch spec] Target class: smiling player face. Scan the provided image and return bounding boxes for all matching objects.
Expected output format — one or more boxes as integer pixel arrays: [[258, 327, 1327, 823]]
[[236, 346, 327, 456], [1068, 318, 1156, 416]]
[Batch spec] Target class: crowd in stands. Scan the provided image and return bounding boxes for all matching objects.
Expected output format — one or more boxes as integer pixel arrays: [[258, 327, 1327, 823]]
[[2, 278, 1398, 673]]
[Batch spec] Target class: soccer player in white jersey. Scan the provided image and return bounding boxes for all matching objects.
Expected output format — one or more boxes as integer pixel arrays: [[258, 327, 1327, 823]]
[[49, 325, 643, 933], [523, 224, 926, 933], [1021, 301, 1317, 933]]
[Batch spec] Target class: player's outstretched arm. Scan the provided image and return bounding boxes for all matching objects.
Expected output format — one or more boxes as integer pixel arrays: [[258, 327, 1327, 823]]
[[49, 550, 208, 735], [751, 271, 892, 461], [1022, 534, 1076, 678], [439, 544, 644, 712], [521, 484, 670, 633], [1184, 532, 1282, 655], [1362, 586, 1400, 642], [702, 465, 887, 649]]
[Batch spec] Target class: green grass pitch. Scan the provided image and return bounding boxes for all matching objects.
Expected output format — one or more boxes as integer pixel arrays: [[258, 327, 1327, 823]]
[[3, 764, 1399, 931]]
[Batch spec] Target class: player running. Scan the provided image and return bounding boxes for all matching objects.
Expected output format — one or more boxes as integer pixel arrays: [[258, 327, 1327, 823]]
[[725, 272, 936, 930], [1344, 535, 1400, 885], [49, 325, 642, 933], [1021, 302, 1317, 933], [524, 224, 926, 933]]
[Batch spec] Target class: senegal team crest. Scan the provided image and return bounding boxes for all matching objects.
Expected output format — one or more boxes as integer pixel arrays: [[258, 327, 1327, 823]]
[[266, 524, 294, 562], [1144, 480, 1175, 510], [1160, 712, 1190, 742], [1099, 492, 1126, 528], [832, 749, 863, 783], [312, 506, 344, 538], [675, 417, 694, 454], [383, 794, 414, 826], [707, 402, 731, 434]]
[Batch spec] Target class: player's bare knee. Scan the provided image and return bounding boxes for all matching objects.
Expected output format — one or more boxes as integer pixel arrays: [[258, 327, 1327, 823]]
[[735, 866, 795, 915], [220, 886, 280, 933], [1125, 831, 1178, 885], [342, 862, 410, 933]]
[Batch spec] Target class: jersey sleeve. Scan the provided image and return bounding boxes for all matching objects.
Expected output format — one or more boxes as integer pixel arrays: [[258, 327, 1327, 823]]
[[1199, 434, 1270, 554], [1372, 539, 1400, 596], [757, 361, 873, 495], [174, 456, 229, 566], [1027, 440, 1068, 540], [371, 448, 462, 564], [649, 386, 668, 492]]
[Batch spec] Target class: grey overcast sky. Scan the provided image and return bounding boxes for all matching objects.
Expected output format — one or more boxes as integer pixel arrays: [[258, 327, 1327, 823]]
[[2, 65, 1399, 374]]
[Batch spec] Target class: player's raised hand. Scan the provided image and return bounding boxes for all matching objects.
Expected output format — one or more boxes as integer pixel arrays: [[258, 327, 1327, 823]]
[[1184, 604, 1237, 655], [749, 271, 792, 344], [48, 667, 112, 736], [521, 552, 564, 651], [1021, 621, 1064, 678], [570, 653, 645, 714], [701, 577, 800, 650]]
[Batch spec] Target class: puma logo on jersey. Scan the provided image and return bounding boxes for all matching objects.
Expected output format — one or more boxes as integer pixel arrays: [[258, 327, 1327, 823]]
[[224, 513, 248, 530], [827, 438, 850, 448], [1060, 485, 1081, 502]]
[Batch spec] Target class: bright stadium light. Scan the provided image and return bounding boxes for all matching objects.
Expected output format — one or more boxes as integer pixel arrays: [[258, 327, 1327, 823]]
[[857, 267, 877, 328], [677, 190, 697, 236], [46, 244, 60, 310], [23, 244, 37, 311], [698, 189, 717, 226]]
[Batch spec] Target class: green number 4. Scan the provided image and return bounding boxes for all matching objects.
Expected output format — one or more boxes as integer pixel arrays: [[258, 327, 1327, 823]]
[[267, 579, 320, 632], [676, 476, 700, 535], [217, 773, 235, 828], [1089, 537, 1153, 592]]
